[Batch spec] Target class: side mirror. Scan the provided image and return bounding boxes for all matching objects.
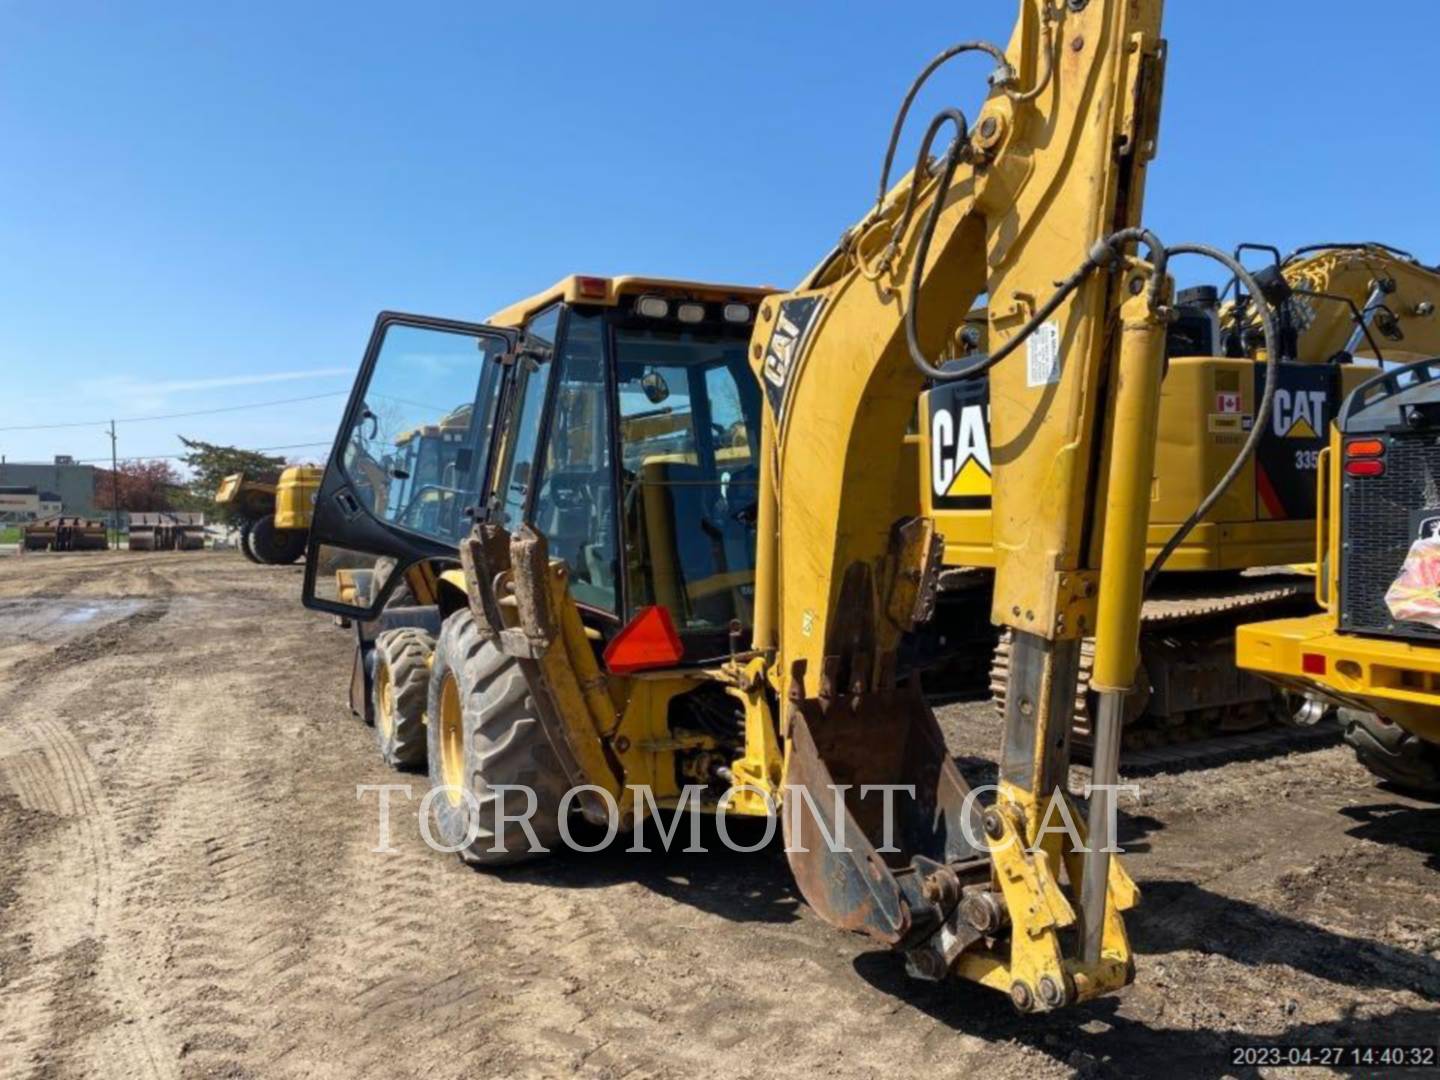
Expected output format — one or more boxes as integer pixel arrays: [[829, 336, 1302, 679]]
[[304, 541, 410, 619], [641, 370, 670, 404]]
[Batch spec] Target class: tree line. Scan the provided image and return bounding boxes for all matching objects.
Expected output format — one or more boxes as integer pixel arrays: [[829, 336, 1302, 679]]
[[92, 438, 323, 523]]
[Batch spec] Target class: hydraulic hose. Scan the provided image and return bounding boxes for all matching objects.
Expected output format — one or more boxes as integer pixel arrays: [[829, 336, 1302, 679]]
[[873, 42, 1010, 214], [873, 8, 1060, 214], [905, 211, 1167, 383], [1143, 244, 1280, 589], [897, 173, 1279, 592]]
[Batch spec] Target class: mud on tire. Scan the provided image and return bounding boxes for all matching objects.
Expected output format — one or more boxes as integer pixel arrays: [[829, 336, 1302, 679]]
[[425, 609, 569, 865], [1341, 708, 1440, 800], [372, 627, 434, 769]]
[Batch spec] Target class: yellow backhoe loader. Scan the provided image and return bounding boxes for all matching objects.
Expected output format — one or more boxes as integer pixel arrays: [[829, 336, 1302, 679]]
[[215, 466, 321, 564], [919, 243, 1440, 755], [302, 0, 1302, 1009], [1239, 355, 1440, 797]]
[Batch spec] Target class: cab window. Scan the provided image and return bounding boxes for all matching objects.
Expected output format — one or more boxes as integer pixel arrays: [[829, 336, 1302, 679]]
[[530, 309, 617, 612], [614, 320, 760, 640], [342, 321, 505, 546], [493, 305, 561, 528]]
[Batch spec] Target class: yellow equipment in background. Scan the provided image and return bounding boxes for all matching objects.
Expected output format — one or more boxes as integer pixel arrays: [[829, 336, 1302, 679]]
[[21, 516, 109, 552], [1239, 356, 1440, 797], [216, 466, 320, 564], [919, 244, 1440, 749], [274, 465, 320, 530]]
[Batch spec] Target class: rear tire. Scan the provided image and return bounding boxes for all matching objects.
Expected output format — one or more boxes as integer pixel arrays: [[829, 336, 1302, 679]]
[[239, 519, 262, 563], [1341, 708, 1440, 800], [250, 515, 307, 565], [372, 627, 433, 769], [424, 609, 569, 865]]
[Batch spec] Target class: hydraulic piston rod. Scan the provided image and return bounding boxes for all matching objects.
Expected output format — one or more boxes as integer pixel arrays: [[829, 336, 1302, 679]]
[[1079, 277, 1169, 963]]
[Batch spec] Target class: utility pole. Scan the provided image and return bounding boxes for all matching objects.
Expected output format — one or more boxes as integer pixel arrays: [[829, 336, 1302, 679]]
[[107, 420, 120, 541]]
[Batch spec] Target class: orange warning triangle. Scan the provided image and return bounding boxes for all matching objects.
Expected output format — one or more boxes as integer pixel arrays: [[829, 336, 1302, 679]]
[[1284, 417, 1319, 440], [946, 456, 992, 498]]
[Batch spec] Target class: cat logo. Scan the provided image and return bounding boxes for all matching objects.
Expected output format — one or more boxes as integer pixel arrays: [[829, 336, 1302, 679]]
[[760, 295, 824, 427], [931, 400, 992, 503], [1271, 388, 1327, 440]]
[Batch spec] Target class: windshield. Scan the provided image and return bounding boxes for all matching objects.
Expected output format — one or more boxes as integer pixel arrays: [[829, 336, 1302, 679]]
[[614, 320, 760, 640]]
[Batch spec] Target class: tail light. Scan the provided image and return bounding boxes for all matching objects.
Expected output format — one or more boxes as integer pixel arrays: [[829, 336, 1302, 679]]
[[1344, 438, 1385, 477], [576, 276, 610, 300]]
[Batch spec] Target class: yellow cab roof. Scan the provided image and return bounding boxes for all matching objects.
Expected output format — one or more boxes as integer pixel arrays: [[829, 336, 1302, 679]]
[[486, 275, 777, 329]]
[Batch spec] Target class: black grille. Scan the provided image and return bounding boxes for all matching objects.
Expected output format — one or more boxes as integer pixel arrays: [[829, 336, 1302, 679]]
[[1340, 433, 1440, 640]]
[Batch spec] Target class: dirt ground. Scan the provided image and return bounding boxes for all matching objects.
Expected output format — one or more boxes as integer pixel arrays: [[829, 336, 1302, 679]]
[[0, 550, 1436, 1080]]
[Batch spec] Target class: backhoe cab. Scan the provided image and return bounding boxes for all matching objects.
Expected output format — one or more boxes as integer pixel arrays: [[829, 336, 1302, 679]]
[[304, 275, 775, 783]]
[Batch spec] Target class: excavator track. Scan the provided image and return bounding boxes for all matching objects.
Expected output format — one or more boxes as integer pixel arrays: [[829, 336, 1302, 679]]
[[988, 574, 1319, 767]]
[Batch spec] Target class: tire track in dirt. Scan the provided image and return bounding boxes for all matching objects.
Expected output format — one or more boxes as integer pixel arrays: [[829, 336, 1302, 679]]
[[0, 567, 182, 1080], [100, 643, 311, 1077], [1, 683, 174, 1079]]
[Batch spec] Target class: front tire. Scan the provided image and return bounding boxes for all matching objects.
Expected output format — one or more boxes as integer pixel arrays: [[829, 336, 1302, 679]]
[[425, 610, 569, 865], [1341, 708, 1440, 800], [372, 627, 433, 768]]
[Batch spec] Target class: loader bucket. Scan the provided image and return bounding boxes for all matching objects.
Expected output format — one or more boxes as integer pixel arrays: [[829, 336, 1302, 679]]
[[783, 685, 985, 948]]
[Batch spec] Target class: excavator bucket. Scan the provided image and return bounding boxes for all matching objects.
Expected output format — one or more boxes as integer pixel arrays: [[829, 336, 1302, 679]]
[[782, 684, 986, 947]]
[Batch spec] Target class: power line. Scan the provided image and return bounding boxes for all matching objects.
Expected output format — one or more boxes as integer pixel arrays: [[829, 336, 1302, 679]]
[[76, 440, 333, 465], [0, 391, 348, 432]]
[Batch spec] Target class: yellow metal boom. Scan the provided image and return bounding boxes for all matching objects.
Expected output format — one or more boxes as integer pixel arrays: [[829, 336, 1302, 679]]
[[746, 0, 1170, 1005]]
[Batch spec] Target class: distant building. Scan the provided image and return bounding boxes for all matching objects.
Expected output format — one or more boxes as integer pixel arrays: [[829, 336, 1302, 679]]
[[0, 487, 67, 522], [0, 486, 40, 521], [0, 457, 99, 518]]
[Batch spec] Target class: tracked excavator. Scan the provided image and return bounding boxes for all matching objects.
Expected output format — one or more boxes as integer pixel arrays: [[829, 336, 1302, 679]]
[[920, 243, 1440, 754], [302, 0, 1310, 1008]]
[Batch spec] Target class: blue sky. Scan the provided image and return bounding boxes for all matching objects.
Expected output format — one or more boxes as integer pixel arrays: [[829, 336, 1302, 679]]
[[2, 2, 1437, 469]]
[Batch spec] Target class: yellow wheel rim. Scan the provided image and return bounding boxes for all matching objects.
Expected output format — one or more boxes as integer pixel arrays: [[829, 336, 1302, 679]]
[[376, 662, 394, 739], [438, 673, 464, 807]]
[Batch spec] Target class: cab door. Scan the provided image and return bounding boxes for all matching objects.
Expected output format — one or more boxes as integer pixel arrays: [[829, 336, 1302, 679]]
[[303, 312, 516, 618]]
